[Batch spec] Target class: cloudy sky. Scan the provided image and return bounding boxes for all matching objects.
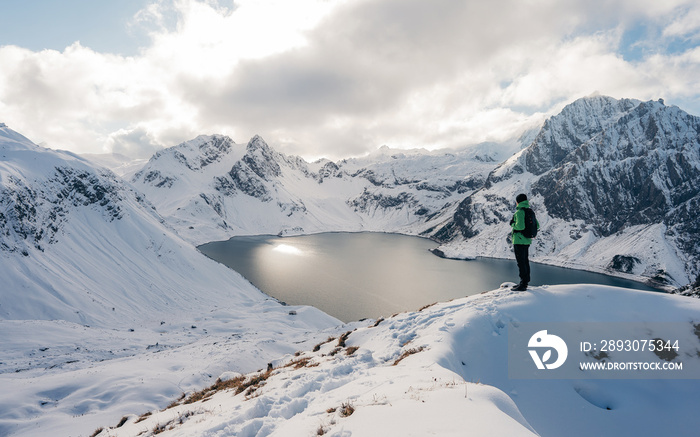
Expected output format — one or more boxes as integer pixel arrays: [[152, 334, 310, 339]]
[[1, 0, 700, 160]]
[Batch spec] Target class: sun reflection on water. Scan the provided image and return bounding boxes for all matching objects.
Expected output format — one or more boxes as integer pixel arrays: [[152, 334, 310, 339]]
[[272, 244, 303, 255]]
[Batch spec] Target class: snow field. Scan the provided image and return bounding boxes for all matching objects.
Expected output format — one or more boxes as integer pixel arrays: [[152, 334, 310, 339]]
[[0, 301, 343, 437], [94, 285, 700, 437]]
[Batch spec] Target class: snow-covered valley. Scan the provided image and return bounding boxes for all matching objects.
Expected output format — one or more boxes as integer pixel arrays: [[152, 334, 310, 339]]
[[1, 94, 700, 436]]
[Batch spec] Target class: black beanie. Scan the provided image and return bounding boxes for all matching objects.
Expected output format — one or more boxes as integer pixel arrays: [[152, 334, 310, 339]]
[[516, 193, 527, 203]]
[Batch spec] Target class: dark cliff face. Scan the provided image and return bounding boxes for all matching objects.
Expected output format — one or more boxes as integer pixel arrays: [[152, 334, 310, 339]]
[[198, 135, 234, 169], [228, 160, 271, 200], [533, 101, 700, 238], [432, 193, 512, 243], [0, 165, 131, 254], [486, 96, 640, 186]]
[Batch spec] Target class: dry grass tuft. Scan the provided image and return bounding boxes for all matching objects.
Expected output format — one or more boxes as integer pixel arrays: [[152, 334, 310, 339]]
[[116, 416, 129, 428], [313, 336, 336, 352], [135, 411, 152, 424], [153, 422, 169, 434], [339, 401, 355, 417], [169, 372, 259, 408], [337, 331, 352, 348], [237, 370, 272, 396], [418, 302, 437, 311], [371, 317, 384, 327], [393, 346, 426, 366], [284, 356, 319, 369], [166, 393, 186, 409], [211, 375, 247, 392], [177, 374, 247, 405]]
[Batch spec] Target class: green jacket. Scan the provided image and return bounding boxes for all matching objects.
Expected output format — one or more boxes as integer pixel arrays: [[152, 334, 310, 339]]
[[511, 200, 538, 245]]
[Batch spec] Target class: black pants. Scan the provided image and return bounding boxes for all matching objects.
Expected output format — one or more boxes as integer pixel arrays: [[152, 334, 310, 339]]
[[514, 244, 530, 285]]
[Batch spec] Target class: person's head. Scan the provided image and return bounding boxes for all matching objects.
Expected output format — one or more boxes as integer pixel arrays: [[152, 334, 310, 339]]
[[516, 193, 527, 204]]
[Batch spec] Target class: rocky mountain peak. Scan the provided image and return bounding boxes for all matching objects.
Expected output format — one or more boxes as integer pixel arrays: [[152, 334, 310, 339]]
[[521, 95, 640, 176], [435, 95, 700, 287], [196, 135, 236, 169], [241, 135, 282, 180], [534, 98, 700, 241]]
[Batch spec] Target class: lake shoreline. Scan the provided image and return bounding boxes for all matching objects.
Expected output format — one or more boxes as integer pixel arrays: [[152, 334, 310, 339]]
[[198, 232, 663, 323], [206, 230, 666, 292]]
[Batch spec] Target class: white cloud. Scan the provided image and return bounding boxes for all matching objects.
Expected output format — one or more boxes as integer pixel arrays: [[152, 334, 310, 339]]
[[1, 0, 700, 160], [663, 6, 700, 39]]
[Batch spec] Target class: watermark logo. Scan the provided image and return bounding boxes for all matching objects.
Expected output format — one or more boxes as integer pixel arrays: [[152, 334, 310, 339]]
[[510, 322, 695, 379], [528, 330, 568, 370]]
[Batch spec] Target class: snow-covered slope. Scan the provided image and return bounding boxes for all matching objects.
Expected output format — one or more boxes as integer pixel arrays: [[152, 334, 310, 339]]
[[96, 284, 700, 437], [433, 96, 700, 288], [129, 135, 504, 245], [1, 124, 256, 325], [80, 152, 148, 178], [0, 124, 341, 436]]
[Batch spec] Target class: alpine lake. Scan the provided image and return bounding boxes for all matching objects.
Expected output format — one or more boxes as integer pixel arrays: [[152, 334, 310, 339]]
[[198, 232, 660, 323]]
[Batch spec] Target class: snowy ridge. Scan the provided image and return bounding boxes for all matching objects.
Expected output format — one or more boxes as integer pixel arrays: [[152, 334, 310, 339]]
[[129, 135, 504, 245], [434, 96, 700, 288], [96, 285, 700, 437]]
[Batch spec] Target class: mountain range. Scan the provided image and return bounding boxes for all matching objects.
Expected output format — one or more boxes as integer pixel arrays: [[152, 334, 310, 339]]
[[2, 95, 699, 323], [124, 96, 699, 289], [2, 94, 700, 436], [432, 96, 700, 288], [127, 133, 518, 245]]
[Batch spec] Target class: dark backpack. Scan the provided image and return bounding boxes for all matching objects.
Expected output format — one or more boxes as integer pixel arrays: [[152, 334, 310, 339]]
[[520, 208, 538, 238]]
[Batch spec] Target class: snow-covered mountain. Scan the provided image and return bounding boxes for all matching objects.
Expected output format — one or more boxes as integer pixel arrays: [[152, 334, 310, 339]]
[[128, 134, 508, 245], [1, 123, 258, 325], [3, 92, 700, 437], [126, 96, 700, 289], [0, 123, 341, 435], [432, 96, 700, 288]]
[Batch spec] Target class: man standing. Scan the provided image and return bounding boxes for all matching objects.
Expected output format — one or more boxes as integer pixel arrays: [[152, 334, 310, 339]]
[[510, 193, 537, 291]]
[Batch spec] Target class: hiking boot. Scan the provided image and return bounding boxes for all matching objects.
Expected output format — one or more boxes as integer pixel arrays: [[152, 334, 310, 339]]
[[511, 283, 528, 291]]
